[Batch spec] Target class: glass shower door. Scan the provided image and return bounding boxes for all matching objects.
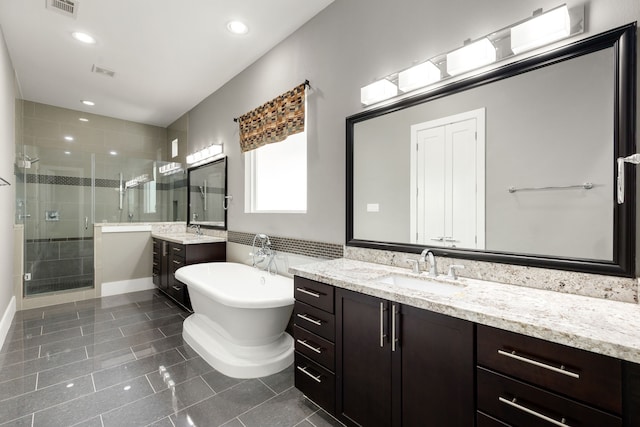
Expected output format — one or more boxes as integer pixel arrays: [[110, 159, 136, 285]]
[[21, 147, 94, 296]]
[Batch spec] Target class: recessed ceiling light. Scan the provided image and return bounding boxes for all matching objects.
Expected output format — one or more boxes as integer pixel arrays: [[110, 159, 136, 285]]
[[64, 151, 71, 155], [109, 151, 117, 156], [81, 100, 95, 106], [64, 136, 74, 141], [227, 21, 249, 35], [79, 117, 89, 122], [72, 32, 96, 44]]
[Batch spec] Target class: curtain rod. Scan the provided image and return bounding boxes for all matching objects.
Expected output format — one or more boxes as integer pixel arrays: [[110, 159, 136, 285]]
[[233, 80, 310, 123]]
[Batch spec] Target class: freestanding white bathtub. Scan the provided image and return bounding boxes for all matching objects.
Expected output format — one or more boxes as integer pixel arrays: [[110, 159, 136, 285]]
[[175, 262, 294, 378]]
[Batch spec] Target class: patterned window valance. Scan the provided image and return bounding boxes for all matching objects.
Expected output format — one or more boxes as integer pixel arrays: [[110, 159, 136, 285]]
[[237, 82, 306, 153]]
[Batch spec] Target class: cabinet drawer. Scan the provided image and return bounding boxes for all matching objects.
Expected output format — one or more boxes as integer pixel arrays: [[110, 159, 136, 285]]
[[294, 277, 334, 313], [294, 301, 335, 341], [477, 411, 511, 427], [295, 353, 335, 415], [477, 324, 621, 414], [167, 280, 186, 301], [294, 325, 335, 371], [170, 244, 185, 259], [478, 367, 621, 427], [170, 257, 185, 273]]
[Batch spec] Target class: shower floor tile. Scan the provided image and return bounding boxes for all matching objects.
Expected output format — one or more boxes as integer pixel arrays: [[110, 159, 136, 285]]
[[0, 290, 342, 427]]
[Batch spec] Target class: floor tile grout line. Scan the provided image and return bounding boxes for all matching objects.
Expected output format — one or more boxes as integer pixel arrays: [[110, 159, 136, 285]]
[[31, 372, 158, 425], [231, 384, 286, 422], [34, 371, 39, 390], [91, 372, 97, 393], [237, 417, 248, 427], [144, 372, 156, 393], [30, 412, 34, 427], [0, 328, 178, 389], [9, 374, 100, 426], [258, 378, 278, 395]]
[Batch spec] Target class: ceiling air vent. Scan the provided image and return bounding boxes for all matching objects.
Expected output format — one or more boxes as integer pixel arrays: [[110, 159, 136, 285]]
[[91, 65, 116, 78], [46, 0, 78, 19]]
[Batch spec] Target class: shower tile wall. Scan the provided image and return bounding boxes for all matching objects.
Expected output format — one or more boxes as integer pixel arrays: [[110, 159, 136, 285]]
[[21, 101, 167, 160], [25, 238, 94, 294]]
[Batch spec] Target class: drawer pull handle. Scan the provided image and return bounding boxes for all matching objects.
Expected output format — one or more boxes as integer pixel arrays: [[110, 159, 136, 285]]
[[297, 365, 322, 383], [297, 313, 322, 326], [499, 396, 571, 427], [296, 288, 321, 298], [172, 247, 182, 252], [296, 339, 322, 354], [497, 350, 580, 379], [380, 302, 387, 348], [172, 286, 181, 291], [173, 260, 182, 265]]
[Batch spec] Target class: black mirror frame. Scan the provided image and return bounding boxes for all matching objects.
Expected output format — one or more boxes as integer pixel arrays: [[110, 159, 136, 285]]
[[346, 23, 637, 277], [187, 157, 228, 230]]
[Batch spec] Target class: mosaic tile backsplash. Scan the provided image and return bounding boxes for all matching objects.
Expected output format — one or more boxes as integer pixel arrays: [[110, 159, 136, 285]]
[[227, 231, 343, 260]]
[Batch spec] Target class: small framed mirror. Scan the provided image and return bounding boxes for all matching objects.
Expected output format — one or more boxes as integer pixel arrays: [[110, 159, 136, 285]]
[[187, 157, 227, 229]]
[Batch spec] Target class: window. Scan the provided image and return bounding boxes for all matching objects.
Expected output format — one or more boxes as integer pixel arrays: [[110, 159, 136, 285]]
[[171, 138, 178, 158], [245, 130, 307, 213]]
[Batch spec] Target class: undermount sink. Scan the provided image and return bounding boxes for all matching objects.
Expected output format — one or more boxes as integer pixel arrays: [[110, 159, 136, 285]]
[[377, 274, 466, 296]]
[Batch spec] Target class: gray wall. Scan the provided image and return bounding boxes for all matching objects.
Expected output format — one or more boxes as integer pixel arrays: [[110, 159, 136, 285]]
[[0, 27, 15, 321], [185, 0, 640, 247]]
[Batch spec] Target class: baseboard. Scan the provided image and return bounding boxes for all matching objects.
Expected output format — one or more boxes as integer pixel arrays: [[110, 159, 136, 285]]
[[0, 296, 16, 350], [101, 277, 155, 297]]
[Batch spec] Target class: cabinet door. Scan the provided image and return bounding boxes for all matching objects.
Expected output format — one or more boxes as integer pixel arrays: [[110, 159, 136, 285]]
[[337, 288, 392, 427], [399, 305, 475, 427]]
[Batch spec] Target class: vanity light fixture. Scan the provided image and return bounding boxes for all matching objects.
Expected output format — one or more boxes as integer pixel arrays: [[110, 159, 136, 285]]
[[360, 78, 398, 106], [360, 3, 582, 106], [159, 162, 183, 176], [446, 38, 497, 76], [186, 144, 224, 165], [511, 5, 571, 54], [398, 61, 441, 93]]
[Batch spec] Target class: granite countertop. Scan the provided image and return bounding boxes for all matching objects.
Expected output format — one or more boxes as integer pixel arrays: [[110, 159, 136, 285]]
[[151, 232, 225, 245], [289, 258, 640, 364]]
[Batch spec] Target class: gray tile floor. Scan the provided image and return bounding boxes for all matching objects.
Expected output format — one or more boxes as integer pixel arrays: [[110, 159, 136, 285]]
[[0, 290, 342, 427]]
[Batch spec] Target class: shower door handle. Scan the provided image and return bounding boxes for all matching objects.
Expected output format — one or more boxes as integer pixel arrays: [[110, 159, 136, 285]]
[[84, 217, 88, 230]]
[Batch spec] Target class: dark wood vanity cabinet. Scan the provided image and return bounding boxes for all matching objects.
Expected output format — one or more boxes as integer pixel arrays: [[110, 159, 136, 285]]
[[335, 288, 474, 427], [293, 276, 337, 415], [293, 275, 640, 427], [152, 237, 225, 311], [476, 324, 625, 426]]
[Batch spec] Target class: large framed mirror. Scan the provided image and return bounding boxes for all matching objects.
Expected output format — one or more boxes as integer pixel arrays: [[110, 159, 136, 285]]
[[347, 24, 636, 277], [187, 157, 227, 229]]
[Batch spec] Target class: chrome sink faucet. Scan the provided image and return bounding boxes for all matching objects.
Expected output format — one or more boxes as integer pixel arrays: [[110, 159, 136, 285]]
[[420, 249, 438, 277], [189, 224, 202, 236]]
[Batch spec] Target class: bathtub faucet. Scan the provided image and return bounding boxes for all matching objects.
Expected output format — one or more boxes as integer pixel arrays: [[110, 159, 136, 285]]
[[251, 233, 277, 275]]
